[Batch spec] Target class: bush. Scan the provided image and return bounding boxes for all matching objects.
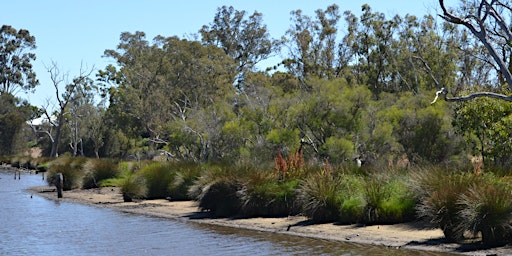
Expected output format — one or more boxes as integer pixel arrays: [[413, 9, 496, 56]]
[[298, 172, 348, 223], [377, 178, 416, 224], [413, 168, 478, 241]]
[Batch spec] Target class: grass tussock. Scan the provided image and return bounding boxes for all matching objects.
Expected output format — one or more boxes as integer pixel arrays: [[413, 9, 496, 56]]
[[118, 170, 147, 202], [46, 157, 88, 190], [188, 165, 244, 217], [82, 158, 119, 189], [239, 168, 300, 217], [10, 152, 512, 247]]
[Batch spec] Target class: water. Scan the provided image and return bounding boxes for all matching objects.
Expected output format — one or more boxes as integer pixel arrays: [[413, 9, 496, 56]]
[[0, 169, 453, 255]]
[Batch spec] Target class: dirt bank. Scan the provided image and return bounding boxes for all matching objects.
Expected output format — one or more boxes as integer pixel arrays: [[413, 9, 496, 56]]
[[28, 185, 512, 255]]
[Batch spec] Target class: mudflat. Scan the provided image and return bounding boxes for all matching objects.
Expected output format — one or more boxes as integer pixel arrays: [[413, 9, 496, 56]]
[[28, 186, 512, 255]]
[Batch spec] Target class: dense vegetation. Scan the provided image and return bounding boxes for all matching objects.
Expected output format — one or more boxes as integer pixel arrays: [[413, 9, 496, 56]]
[[3, 1, 512, 246]]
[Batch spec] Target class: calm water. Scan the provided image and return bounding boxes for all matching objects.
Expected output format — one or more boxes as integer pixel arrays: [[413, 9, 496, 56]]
[[0, 169, 453, 256]]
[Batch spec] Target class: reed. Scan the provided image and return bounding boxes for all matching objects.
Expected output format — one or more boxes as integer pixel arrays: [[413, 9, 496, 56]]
[[298, 172, 345, 222], [412, 168, 477, 241], [167, 162, 202, 201]]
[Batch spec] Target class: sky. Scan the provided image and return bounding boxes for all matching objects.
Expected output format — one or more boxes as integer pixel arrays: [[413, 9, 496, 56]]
[[2, 0, 457, 109]]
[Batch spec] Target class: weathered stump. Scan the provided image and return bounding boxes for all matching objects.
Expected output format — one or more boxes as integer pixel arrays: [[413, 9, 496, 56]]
[[55, 173, 63, 198]]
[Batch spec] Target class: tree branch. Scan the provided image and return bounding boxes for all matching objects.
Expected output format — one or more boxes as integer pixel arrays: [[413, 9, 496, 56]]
[[438, 0, 512, 90], [431, 87, 512, 103]]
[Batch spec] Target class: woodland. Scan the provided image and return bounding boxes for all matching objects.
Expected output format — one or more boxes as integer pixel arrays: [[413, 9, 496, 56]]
[[4, 1, 512, 246], [3, 2, 511, 167]]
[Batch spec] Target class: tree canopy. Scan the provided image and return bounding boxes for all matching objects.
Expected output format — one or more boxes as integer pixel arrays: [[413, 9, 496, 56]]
[[0, 25, 38, 95], [2, 2, 510, 168]]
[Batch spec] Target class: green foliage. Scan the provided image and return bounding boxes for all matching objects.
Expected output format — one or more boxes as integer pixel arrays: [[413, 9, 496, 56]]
[[118, 170, 147, 202], [139, 162, 176, 199], [239, 169, 300, 217], [453, 97, 512, 167], [167, 162, 202, 201], [299, 172, 348, 223], [0, 94, 38, 156], [322, 137, 354, 163], [82, 158, 119, 189], [0, 25, 38, 94], [457, 178, 512, 246], [189, 165, 244, 217], [413, 168, 480, 241], [46, 157, 87, 191]]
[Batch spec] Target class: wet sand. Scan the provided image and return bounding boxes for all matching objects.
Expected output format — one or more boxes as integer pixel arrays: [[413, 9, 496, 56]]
[[28, 185, 512, 255]]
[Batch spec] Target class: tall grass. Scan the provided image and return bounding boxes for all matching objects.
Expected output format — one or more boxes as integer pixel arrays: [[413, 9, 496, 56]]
[[412, 168, 474, 241], [298, 171, 347, 223]]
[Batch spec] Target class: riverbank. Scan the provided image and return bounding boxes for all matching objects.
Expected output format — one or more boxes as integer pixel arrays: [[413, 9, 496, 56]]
[[28, 185, 512, 255]]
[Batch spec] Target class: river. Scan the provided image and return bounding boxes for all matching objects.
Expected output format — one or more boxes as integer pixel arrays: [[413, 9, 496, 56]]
[[0, 168, 454, 255]]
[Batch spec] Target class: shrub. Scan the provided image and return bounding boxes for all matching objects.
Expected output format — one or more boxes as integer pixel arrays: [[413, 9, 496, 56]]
[[167, 162, 202, 201], [362, 176, 387, 224], [298, 172, 346, 223]]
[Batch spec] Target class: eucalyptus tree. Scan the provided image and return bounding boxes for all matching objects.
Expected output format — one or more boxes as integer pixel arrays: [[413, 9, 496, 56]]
[[101, 32, 237, 160], [200, 6, 277, 90], [0, 25, 38, 95], [282, 4, 342, 84], [41, 62, 94, 157], [452, 95, 512, 166], [280, 78, 372, 164], [433, 0, 512, 102], [66, 78, 98, 157], [0, 93, 38, 155]]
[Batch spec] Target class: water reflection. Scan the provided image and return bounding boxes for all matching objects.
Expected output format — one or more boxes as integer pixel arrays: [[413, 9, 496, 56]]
[[0, 169, 455, 255]]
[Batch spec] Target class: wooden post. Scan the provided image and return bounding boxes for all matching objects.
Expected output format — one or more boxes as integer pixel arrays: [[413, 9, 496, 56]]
[[55, 173, 63, 198]]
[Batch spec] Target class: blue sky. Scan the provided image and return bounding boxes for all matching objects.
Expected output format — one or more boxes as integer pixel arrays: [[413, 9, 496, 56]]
[[2, 0, 456, 109]]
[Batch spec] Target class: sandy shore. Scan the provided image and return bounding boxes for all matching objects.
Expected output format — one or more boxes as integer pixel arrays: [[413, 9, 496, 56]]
[[28, 185, 512, 255]]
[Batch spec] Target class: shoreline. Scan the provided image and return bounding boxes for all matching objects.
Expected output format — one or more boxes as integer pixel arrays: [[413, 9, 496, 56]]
[[27, 185, 512, 255]]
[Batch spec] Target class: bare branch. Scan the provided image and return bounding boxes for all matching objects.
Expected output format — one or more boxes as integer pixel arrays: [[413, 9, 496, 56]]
[[431, 87, 512, 103], [438, 0, 512, 89]]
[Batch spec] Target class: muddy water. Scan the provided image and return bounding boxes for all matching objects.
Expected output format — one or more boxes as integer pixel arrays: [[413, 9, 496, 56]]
[[0, 169, 454, 255]]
